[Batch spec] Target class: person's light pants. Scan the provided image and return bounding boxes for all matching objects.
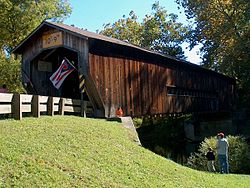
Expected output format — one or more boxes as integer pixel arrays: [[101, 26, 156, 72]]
[[207, 160, 216, 172]]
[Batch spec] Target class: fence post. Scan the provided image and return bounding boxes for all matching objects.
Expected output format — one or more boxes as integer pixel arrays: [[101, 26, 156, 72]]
[[32, 95, 40, 118], [81, 100, 87, 118], [12, 93, 22, 120], [48, 97, 54, 116], [59, 98, 65, 115]]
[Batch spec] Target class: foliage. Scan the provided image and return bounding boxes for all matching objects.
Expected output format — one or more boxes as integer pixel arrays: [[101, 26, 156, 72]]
[[100, 11, 142, 47], [132, 118, 143, 128], [0, 116, 250, 187], [0, 0, 72, 53], [187, 135, 250, 174], [175, 0, 250, 105], [0, 53, 24, 93], [100, 1, 189, 59]]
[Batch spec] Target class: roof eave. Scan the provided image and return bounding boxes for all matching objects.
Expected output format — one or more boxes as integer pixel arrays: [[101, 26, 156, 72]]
[[12, 21, 47, 54]]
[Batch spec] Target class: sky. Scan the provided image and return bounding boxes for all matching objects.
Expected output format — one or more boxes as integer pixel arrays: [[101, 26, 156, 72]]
[[64, 0, 201, 64]]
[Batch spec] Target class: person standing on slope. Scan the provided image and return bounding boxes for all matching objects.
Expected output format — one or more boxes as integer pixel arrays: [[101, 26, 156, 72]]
[[216, 132, 229, 174]]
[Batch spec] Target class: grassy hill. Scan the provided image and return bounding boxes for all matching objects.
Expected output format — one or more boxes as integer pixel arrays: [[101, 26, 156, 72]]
[[0, 116, 249, 187]]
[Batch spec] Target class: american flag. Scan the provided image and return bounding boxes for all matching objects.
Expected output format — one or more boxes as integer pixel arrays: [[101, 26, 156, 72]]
[[50, 58, 75, 89]]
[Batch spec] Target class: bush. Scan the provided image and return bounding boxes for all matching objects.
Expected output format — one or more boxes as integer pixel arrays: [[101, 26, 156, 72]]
[[187, 135, 250, 174], [0, 54, 25, 93], [133, 118, 143, 128]]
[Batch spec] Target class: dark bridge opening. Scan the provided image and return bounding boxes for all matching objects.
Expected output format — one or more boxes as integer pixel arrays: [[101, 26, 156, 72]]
[[29, 47, 81, 99]]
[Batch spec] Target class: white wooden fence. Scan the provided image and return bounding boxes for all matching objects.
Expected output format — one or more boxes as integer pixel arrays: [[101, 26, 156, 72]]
[[0, 93, 93, 120]]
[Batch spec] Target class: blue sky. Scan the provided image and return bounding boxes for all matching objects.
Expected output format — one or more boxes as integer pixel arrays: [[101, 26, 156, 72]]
[[65, 0, 201, 64]]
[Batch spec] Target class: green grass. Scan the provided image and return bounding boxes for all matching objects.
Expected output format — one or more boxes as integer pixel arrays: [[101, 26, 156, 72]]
[[0, 116, 250, 188]]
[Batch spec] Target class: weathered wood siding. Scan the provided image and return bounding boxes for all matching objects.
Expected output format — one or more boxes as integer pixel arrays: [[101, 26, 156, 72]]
[[89, 53, 234, 117]]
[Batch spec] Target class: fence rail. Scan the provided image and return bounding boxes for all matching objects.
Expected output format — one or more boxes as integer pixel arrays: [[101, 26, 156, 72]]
[[0, 93, 92, 120]]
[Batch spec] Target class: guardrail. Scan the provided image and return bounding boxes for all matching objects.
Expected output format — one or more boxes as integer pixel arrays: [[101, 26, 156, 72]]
[[0, 93, 93, 120]]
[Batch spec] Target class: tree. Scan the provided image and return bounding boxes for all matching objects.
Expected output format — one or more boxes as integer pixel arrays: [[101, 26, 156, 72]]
[[100, 11, 142, 47], [0, 52, 24, 93], [100, 2, 189, 59], [175, 0, 250, 104], [0, 0, 72, 53]]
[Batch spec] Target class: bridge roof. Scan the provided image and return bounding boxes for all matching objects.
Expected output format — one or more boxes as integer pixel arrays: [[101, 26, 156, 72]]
[[12, 21, 234, 82]]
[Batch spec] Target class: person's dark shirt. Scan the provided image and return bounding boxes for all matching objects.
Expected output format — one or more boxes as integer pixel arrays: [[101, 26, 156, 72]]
[[206, 151, 215, 161]]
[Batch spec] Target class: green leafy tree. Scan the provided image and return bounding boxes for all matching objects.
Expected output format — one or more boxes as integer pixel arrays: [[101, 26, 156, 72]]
[[175, 0, 250, 104], [0, 52, 24, 93], [100, 2, 189, 59], [100, 11, 142, 47]]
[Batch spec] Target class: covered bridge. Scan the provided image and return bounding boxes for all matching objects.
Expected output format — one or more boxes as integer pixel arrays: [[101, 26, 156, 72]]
[[13, 21, 235, 118]]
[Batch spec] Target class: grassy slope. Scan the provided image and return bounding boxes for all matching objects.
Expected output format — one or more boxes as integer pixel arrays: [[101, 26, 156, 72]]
[[0, 116, 249, 188]]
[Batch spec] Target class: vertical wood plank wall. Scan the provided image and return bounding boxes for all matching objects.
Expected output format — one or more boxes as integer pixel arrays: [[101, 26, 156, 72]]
[[89, 53, 234, 117]]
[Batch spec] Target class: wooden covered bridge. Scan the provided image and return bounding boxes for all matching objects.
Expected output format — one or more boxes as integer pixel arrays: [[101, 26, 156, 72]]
[[13, 21, 235, 118]]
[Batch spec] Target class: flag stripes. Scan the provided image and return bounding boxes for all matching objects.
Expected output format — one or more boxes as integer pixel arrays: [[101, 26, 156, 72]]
[[50, 58, 75, 89]]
